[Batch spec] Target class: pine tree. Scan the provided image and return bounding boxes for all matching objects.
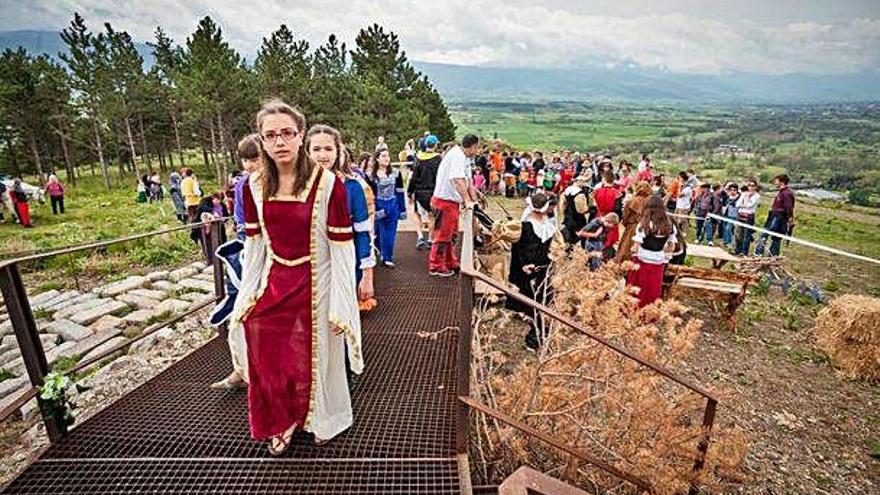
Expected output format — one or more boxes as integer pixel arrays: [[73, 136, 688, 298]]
[[148, 27, 186, 167], [102, 22, 147, 176], [310, 35, 356, 137], [33, 56, 77, 184], [0, 48, 49, 183], [178, 16, 252, 183], [254, 24, 311, 110], [350, 24, 455, 151], [60, 13, 112, 190]]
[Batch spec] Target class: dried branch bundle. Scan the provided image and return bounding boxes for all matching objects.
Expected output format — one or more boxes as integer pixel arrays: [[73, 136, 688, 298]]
[[471, 247, 748, 494]]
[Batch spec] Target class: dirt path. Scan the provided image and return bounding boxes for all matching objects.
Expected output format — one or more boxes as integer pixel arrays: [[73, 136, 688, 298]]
[[680, 294, 879, 494]]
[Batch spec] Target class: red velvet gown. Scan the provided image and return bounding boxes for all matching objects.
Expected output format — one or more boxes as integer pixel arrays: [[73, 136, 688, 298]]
[[240, 169, 354, 440]]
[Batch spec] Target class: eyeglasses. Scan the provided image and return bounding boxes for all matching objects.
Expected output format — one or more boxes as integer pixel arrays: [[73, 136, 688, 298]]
[[261, 128, 299, 144]]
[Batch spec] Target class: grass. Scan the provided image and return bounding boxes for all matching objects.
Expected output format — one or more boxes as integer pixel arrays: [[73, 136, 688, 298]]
[[51, 355, 80, 374], [867, 438, 880, 460], [451, 102, 726, 152], [0, 369, 13, 383], [0, 152, 222, 291]]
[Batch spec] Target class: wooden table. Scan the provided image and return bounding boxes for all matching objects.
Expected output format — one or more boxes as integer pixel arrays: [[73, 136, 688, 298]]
[[687, 244, 741, 269]]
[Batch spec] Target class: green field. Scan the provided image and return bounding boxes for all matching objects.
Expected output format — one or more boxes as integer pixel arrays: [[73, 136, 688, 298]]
[[451, 102, 879, 183], [451, 102, 730, 152]]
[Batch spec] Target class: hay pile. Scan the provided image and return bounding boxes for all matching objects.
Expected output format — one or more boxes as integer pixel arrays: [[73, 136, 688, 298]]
[[814, 294, 880, 381]]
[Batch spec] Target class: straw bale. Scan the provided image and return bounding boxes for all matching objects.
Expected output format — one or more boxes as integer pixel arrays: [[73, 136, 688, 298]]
[[814, 294, 880, 381]]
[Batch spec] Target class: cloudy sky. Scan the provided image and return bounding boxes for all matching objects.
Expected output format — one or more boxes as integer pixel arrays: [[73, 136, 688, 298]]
[[1, 0, 878, 75]]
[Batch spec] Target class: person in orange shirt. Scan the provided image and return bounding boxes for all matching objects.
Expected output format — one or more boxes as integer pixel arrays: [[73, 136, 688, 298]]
[[490, 149, 503, 173], [665, 173, 681, 211]]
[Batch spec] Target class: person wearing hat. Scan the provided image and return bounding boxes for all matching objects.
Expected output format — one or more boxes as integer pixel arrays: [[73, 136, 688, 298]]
[[560, 174, 592, 246], [408, 134, 442, 249]]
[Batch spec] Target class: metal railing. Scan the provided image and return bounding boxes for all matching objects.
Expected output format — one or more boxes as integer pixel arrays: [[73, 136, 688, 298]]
[[455, 208, 719, 493], [0, 218, 229, 440]]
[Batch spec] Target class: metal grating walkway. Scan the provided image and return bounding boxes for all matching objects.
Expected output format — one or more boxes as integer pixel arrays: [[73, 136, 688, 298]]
[[2, 233, 464, 494]]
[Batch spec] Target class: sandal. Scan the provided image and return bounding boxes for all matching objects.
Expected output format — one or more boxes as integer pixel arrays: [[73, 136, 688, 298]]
[[210, 372, 247, 390], [268, 424, 296, 456]]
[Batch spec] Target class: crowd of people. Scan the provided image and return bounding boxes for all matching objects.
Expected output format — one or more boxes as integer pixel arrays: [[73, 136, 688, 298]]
[[0, 174, 63, 228], [3, 105, 798, 452], [474, 148, 797, 349], [179, 98, 486, 458]]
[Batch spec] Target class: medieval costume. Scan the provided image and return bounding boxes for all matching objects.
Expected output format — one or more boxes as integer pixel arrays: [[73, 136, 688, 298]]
[[616, 182, 652, 263], [232, 167, 364, 442], [341, 172, 377, 310], [373, 169, 406, 265], [504, 212, 558, 349], [560, 178, 591, 245]]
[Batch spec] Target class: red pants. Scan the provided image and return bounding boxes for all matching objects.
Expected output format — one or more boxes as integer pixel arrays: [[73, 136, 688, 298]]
[[626, 256, 665, 308], [14, 201, 30, 227], [429, 197, 460, 272]]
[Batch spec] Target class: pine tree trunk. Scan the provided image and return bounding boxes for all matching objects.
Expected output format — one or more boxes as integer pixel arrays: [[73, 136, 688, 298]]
[[201, 145, 210, 171], [171, 111, 185, 167], [93, 120, 111, 190], [115, 145, 126, 180], [216, 109, 229, 186], [209, 119, 221, 183], [124, 116, 140, 176], [59, 128, 75, 186], [28, 136, 45, 185], [138, 114, 151, 172]]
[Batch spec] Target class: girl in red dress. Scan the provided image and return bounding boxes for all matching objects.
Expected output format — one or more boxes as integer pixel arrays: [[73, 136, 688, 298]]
[[232, 100, 363, 455]]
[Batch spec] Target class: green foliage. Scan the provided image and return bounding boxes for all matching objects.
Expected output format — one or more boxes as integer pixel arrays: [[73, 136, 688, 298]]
[[751, 277, 770, 296], [51, 356, 80, 373], [868, 438, 880, 460], [38, 371, 78, 433], [0, 369, 13, 383], [848, 188, 874, 207], [2, 15, 455, 182], [822, 280, 840, 292]]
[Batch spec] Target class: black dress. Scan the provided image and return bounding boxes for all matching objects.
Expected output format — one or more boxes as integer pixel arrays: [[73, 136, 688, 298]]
[[507, 221, 554, 312], [506, 221, 554, 349]]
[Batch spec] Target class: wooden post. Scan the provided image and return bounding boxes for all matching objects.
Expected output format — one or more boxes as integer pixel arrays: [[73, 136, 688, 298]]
[[0, 263, 63, 442], [209, 220, 228, 338]]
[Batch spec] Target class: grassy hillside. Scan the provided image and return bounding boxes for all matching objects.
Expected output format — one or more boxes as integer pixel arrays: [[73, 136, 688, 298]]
[[0, 153, 225, 292]]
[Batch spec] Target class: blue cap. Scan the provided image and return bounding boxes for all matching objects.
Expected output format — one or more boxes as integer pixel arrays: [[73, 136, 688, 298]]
[[425, 135, 439, 147]]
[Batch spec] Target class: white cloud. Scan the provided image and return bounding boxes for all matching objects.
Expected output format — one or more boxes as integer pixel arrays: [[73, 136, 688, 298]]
[[0, 0, 878, 75]]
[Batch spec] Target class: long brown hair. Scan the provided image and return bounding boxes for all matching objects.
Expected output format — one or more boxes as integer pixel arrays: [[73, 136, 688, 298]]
[[305, 124, 350, 175], [638, 195, 673, 237], [371, 148, 392, 182], [255, 99, 313, 197]]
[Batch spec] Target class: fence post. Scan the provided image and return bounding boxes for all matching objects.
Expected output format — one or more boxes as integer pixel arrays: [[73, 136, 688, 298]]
[[0, 263, 63, 442], [456, 272, 474, 455], [689, 397, 718, 494], [208, 220, 228, 338]]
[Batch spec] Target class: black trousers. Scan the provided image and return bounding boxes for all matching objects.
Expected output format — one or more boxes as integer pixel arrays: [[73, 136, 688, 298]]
[[50, 196, 65, 214]]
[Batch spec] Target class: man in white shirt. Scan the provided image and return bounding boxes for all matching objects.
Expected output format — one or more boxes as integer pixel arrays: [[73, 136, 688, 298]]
[[429, 134, 480, 276], [673, 171, 694, 237]]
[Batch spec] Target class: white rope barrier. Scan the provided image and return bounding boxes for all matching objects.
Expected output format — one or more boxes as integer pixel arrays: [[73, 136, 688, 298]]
[[665, 210, 880, 266]]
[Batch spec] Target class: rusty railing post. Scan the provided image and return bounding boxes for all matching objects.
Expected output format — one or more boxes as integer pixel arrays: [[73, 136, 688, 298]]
[[208, 219, 227, 337], [689, 397, 718, 494], [456, 207, 476, 455], [456, 272, 474, 454], [0, 262, 63, 442]]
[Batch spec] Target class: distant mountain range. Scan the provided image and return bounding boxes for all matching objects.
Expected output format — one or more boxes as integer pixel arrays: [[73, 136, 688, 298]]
[[3, 29, 879, 104], [0, 29, 155, 67], [412, 62, 880, 104]]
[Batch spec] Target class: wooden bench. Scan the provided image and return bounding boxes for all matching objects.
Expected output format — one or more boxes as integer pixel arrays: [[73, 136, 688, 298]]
[[665, 265, 758, 331]]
